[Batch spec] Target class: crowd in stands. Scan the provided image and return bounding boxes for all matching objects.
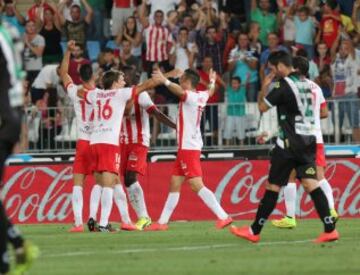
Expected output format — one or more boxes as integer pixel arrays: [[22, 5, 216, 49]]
[[1, 0, 360, 150]]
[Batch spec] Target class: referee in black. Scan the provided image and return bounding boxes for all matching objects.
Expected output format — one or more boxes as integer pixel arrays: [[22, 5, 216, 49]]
[[0, 19, 38, 274], [230, 50, 339, 243]]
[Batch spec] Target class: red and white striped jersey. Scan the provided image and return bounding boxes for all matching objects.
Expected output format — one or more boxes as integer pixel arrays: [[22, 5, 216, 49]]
[[177, 90, 209, 151], [120, 92, 156, 147], [144, 24, 174, 62], [66, 83, 94, 141], [306, 79, 326, 144], [85, 87, 135, 146]]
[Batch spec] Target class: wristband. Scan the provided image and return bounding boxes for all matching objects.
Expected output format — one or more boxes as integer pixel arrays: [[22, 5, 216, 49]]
[[164, 79, 171, 86]]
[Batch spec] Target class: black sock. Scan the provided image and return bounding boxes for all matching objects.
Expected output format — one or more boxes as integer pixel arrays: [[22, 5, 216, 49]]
[[251, 190, 279, 235], [7, 220, 24, 250], [310, 187, 335, 233]]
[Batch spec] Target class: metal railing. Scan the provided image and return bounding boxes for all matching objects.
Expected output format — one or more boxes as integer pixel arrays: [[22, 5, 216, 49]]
[[21, 98, 360, 153]]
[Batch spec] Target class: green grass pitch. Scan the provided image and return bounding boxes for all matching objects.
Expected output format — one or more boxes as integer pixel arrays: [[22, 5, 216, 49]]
[[16, 219, 360, 275]]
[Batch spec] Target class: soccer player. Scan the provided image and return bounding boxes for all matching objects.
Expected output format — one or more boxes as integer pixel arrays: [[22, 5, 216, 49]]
[[145, 68, 233, 231], [85, 69, 161, 232], [271, 56, 338, 229], [119, 66, 176, 230], [59, 41, 104, 233], [230, 51, 339, 243], [0, 20, 39, 275]]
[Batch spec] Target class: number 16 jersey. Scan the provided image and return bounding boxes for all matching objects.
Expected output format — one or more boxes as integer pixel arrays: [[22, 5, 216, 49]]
[[85, 87, 134, 146]]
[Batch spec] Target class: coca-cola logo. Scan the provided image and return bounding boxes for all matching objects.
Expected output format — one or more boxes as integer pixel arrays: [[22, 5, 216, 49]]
[[215, 160, 360, 218], [2, 166, 73, 222]]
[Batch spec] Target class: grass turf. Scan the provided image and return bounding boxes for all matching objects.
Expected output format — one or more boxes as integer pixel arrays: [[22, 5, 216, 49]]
[[16, 219, 360, 275]]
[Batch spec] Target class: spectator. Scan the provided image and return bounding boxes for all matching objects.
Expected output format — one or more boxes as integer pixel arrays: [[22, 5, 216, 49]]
[[228, 32, 259, 102], [222, 18, 242, 71], [68, 44, 91, 85], [248, 21, 262, 55], [87, 0, 105, 42], [277, 2, 296, 48], [39, 7, 62, 64], [180, 13, 197, 42], [59, 0, 93, 51], [316, 64, 333, 98], [119, 40, 141, 71], [98, 48, 118, 72], [30, 64, 60, 104], [314, 41, 333, 72], [250, 0, 278, 47], [23, 20, 45, 85], [259, 32, 287, 81], [170, 27, 198, 71], [316, 0, 341, 50], [294, 5, 316, 59], [224, 76, 247, 146], [331, 40, 360, 142], [296, 48, 319, 80], [115, 16, 142, 58], [196, 12, 228, 74], [1, 0, 26, 34], [139, 2, 174, 76], [111, 0, 138, 37], [58, 0, 81, 22], [27, 0, 54, 22], [197, 56, 226, 144], [146, 0, 181, 21], [352, 0, 360, 33]]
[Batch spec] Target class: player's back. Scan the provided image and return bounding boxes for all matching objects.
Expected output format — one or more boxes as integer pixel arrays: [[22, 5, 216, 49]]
[[121, 92, 154, 147], [66, 83, 94, 141], [86, 87, 134, 146], [177, 90, 209, 151]]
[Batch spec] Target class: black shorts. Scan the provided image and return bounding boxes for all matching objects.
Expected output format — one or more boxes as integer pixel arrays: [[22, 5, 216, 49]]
[[268, 144, 317, 186]]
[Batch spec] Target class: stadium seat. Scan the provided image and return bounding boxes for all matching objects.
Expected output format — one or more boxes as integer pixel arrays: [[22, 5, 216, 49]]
[[86, 41, 101, 62]]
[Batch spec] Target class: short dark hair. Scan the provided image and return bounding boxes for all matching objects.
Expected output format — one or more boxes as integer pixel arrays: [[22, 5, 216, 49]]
[[102, 70, 122, 89], [79, 64, 93, 82], [179, 26, 189, 33], [298, 5, 310, 15], [122, 66, 138, 86], [326, 0, 338, 10], [103, 48, 114, 54], [296, 48, 308, 59], [293, 56, 309, 77], [155, 10, 164, 16], [268, 50, 293, 68], [231, 76, 241, 83], [184, 69, 200, 88], [206, 25, 216, 33]]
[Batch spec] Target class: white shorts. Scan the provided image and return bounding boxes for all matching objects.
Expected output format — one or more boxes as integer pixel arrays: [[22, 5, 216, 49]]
[[224, 116, 247, 140]]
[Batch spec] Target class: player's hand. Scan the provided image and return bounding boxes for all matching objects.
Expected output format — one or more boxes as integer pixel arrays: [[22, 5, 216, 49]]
[[262, 72, 275, 88], [67, 40, 76, 51], [152, 69, 167, 84], [256, 132, 269, 144]]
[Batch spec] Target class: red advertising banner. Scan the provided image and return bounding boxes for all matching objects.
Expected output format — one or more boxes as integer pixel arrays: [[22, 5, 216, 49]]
[[2, 159, 360, 224]]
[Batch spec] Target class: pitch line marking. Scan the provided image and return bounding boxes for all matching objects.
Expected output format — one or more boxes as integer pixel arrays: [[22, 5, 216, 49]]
[[41, 237, 355, 258]]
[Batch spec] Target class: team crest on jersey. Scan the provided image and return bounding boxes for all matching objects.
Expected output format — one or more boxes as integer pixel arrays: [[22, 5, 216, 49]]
[[305, 167, 316, 176], [274, 81, 280, 89]]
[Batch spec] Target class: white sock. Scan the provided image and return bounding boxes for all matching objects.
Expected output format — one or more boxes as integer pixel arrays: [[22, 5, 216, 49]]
[[319, 179, 335, 209], [72, 186, 83, 226], [126, 182, 149, 219], [99, 187, 114, 227], [198, 187, 228, 220], [284, 182, 297, 218], [158, 192, 180, 225], [89, 184, 102, 219], [114, 184, 132, 224]]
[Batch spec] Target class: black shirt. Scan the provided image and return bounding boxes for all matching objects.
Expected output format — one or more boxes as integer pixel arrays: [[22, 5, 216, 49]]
[[265, 72, 316, 153]]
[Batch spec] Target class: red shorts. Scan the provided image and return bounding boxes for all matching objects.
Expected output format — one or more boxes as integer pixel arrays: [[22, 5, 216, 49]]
[[172, 150, 202, 178], [90, 143, 120, 174], [120, 143, 148, 176], [73, 139, 92, 175], [316, 143, 326, 167]]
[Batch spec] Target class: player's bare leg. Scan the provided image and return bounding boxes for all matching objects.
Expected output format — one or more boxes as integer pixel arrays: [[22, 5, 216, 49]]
[[87, 172, 102, 232], [125, 171, 151, 230], [301, 178, 338, 243], [145, 176, 183, 231], [188, 177, 232, 229], [98, 172, 117, 232], [113, 178, 136, 231], [69, 173, 86, 232]]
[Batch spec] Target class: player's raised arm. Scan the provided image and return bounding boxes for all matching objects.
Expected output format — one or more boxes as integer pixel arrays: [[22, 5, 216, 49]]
[[207, 69, 217, 98], [60, 40, 76, 88], [151, 69, 185, 98], [258, 72, 275, 113]]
